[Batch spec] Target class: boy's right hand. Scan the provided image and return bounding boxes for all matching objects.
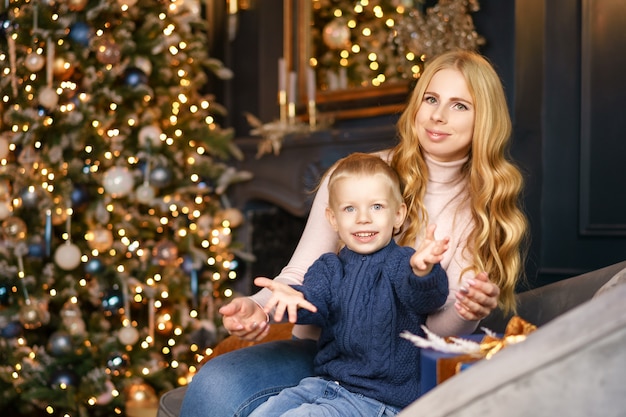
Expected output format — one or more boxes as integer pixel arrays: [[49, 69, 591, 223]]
[[254, 277, 317, 323]]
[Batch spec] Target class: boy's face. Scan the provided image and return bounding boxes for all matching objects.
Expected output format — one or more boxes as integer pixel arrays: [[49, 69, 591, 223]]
[[325, 174, 406, 255]]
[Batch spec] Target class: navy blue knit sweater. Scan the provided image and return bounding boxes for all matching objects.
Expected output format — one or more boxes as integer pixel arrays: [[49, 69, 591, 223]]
[[293, 240, 449, 409]]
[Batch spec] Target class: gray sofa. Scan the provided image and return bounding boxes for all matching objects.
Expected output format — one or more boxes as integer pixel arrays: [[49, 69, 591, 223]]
[[158, 260, 626, 417]]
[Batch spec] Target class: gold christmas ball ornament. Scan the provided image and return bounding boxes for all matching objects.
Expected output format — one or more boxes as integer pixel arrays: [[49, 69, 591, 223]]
[[53, 56, 75, 80], [215, 207, 244, 228], [85, 226, 114, 252], [0, 134, 10, 159], [67, 0, 88, 11], [0, 201, 12, 221], [19, 299, 50, 329], [125, 382, 159, 417], [96, 37, 122, 65], [2, 216, 27, 245]]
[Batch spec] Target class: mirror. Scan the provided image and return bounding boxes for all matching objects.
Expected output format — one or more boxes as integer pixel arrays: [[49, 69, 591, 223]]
[[286, 0, 485, 121]]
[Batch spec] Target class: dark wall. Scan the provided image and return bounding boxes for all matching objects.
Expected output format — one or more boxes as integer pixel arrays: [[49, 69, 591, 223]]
[[541, 0, 626, 282]]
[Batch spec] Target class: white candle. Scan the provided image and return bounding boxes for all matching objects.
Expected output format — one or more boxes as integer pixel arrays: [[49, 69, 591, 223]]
[[307, 67, 316, 102], [288, 71, 297, 122], [288, 71, 297, 105], [278, 57, 286, 93], [339, 67, 348, 89]]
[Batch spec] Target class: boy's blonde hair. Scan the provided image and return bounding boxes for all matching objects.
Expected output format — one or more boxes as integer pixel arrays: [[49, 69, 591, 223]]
[[328, 153, 404, 210]]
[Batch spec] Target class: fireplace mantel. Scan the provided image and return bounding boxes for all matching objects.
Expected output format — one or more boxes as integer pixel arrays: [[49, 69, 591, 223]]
[[229, 123, 398, 217]]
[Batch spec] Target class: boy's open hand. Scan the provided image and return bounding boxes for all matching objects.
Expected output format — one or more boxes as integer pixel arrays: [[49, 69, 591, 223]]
[[411, 224, 450, 276], [254, 277, 318, 323]]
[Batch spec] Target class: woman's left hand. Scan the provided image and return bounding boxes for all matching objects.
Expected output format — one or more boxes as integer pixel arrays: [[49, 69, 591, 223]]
[[454, 271, 499, 321]]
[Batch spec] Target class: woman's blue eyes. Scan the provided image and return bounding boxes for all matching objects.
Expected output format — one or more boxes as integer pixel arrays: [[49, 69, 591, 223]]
[[423, 95, 468, 110]]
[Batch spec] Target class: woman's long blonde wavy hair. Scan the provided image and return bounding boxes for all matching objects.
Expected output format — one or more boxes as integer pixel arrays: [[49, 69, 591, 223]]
[[391, 50, 528, 314]]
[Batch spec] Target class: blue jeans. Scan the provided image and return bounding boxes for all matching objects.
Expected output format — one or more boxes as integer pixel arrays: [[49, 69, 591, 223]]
[[180, 338, 317, 417], [248, 377, 400, 417]]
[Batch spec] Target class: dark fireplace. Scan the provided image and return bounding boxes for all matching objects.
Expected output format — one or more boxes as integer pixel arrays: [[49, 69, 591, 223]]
[[240, 202, 306, 295]]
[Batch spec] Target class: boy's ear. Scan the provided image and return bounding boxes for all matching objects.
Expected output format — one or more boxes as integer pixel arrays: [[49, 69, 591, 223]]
[[325, 207, 339, 231], [395, 203, 408, 230]]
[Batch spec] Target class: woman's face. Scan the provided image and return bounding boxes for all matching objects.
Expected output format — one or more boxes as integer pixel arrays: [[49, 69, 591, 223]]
[[415, 68, 475, 162]]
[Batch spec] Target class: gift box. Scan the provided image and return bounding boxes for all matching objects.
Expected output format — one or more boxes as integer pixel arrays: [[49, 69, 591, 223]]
[[419, 334, 485, 395], [404, 316, 538, 396]]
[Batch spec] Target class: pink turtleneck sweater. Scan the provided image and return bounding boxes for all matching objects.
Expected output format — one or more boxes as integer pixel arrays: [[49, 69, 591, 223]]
[[250, 151, 478, 340]]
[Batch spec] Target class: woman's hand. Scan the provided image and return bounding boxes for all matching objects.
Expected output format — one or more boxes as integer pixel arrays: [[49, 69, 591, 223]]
[[219, 296, 270, 341], [454, 271, 499, 321]]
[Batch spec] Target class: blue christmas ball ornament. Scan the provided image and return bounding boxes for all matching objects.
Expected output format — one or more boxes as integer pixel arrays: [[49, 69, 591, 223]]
[[0, 282, 12, 306], [181, 255, 197, 274], [0, 11, 18, 38], [123, 66, 148, 87], [48, 331, 73, 356], [69, 21, 92, 46], [37, 105, 51, 117], [106, 351, 129, 376], [28, 237, 46, 258], [1, 320, 22, 338], [102, 287, 124, 315], [49, 368, 79, 388], [84, 258, 105, 276], [70, 184, 90, 210]]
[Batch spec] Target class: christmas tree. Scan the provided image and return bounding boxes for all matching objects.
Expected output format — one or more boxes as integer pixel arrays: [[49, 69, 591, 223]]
[[311, 0, 484, 90], [0, 0, 250, 415]]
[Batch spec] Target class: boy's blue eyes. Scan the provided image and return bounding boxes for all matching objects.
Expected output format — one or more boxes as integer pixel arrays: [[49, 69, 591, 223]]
[[343, 204, 384, 212]]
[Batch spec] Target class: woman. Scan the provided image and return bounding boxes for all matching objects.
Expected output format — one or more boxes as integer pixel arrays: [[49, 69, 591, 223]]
[[180, 49, 528, 417]]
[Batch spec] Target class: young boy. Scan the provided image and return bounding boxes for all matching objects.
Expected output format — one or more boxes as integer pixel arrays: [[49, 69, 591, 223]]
[[253, 152, 450, 416]]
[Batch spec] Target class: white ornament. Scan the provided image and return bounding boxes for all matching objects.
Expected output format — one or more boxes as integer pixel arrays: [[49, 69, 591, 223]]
[[135, 183, 155, 204], [96, 380, 116, 405], [118, 325, 140, 345], [25, 53, 46, 72], [103, 166, 134, 198], [322, 19, 351, 50], [54, 242, 82, 270], [132, 56, 152, 76], [138, 124, 162, 148], [38, 86, 59, 109]]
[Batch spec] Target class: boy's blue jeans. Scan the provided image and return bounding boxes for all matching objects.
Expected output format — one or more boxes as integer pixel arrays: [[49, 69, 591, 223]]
[[180, 338, 318, 417], [248, 376, 400, 417]]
